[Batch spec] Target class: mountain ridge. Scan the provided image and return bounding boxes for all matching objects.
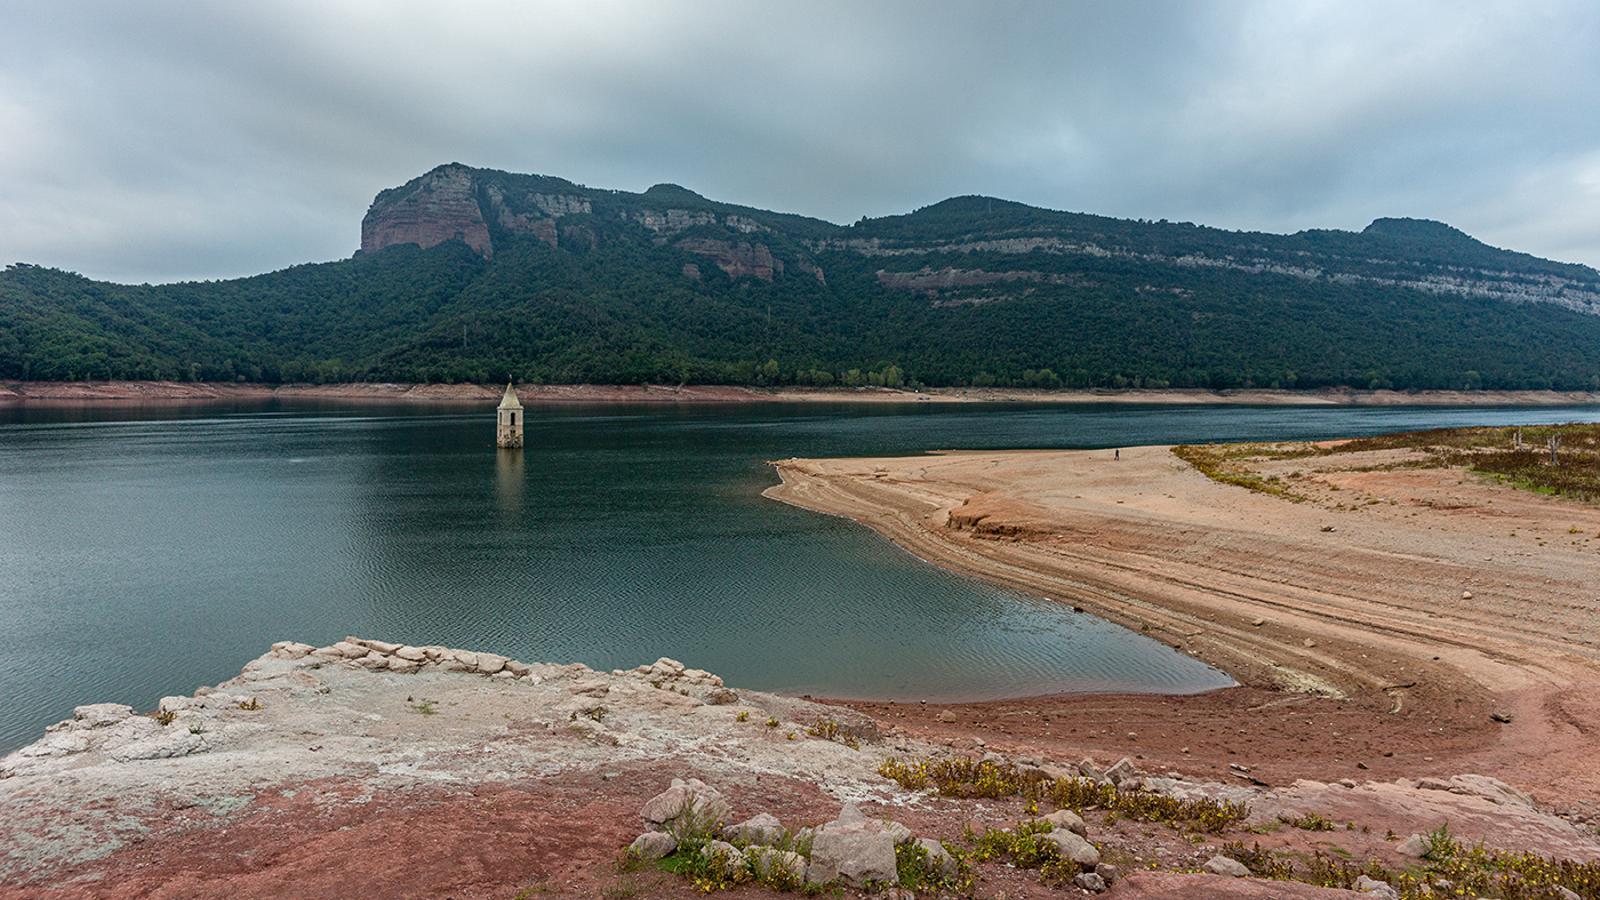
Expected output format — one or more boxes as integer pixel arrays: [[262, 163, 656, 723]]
[[5, 162, 1600, 390]]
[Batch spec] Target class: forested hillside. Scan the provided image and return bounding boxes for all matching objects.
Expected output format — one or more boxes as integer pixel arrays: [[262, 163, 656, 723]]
[[6, 163, 1600, 390]]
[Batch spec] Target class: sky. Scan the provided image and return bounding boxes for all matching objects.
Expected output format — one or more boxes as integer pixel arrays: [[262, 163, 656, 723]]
[[3, 0, 1599, 283]]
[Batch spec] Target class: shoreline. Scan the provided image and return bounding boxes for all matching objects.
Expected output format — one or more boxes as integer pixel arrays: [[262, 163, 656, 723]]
[[6, 379, 1600, 407], [767, 444, 1600, 812]]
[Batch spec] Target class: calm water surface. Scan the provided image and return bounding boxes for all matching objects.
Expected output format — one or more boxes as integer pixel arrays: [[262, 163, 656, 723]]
[[4, 400, 1600, 752]]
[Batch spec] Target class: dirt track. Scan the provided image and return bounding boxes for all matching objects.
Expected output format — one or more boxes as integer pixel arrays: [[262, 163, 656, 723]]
[[768, 445, 1600, 815]]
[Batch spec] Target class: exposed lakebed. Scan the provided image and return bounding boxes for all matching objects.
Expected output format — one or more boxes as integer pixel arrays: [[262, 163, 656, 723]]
[[4, 400, 1600, 752]]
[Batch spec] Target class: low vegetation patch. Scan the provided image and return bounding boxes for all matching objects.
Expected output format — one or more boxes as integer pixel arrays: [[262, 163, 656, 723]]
[[1176, 424, 1600, 505], [1171, 443, 1309, 501], [877, 756, 1250, 833], [1222, 823, 1600, 899]]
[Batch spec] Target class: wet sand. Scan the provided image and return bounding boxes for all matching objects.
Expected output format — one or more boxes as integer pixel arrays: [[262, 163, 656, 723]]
[[768, 444, 1600, 814]]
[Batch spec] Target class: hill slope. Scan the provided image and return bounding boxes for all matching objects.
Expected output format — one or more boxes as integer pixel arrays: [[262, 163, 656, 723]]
[[5, 162, 1600, 390]]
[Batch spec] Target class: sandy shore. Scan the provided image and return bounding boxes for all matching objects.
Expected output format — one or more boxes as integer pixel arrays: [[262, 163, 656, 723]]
[[768, 444, 1600, 814], [6, 379, 1600, 406]]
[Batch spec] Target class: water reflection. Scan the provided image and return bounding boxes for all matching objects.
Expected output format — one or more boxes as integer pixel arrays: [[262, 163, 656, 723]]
[[496, 448, 524, 515]]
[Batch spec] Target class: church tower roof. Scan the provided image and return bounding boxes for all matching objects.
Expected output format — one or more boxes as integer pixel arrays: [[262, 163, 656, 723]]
[[498, 380, 522, 410]]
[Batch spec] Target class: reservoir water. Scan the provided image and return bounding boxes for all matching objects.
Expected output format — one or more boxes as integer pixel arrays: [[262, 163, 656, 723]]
[[4, 400, 1600, 752]]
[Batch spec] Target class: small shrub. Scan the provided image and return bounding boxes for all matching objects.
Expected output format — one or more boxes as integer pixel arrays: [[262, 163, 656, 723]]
[[153, 709, 177, 726]]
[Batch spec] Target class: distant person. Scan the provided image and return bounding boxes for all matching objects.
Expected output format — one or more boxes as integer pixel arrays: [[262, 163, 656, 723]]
[[1114, 448, 1120, 460]]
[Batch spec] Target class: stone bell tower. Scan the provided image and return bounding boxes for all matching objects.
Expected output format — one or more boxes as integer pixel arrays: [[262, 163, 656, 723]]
[[496, 380, 523, 448]]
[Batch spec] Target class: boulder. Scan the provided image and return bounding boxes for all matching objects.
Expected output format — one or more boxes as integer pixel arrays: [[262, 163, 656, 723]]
[[1355, 875, 1399, 899], [1203, 855, 1250, 878], [1105, 757, 1139, 785], [504, 660, 531, 677], [880, 817, 914, 845], [269, 641, 316, 659], [706, 688, 739, 705], [1046, 829, 1100, 867], [916, 837, 958, 879], [394, 645, 427, 662], [1042, 808, 1087, 836], [640, 778, 732, 828], [474, 653, 508, 675], [330, 641, 367, 659], [1395, 833, 1428, 858], [359, 639, 401, 654], [750, 847, 808, 883], [1074, 871, 1108, 892], [1096, 863, 1120, 884], [72, 704, 134, 728], [629, 831, 676, 860], [699, 840, 745, 878], [724, 812, 785, 845], [807, 805, 899, 887]]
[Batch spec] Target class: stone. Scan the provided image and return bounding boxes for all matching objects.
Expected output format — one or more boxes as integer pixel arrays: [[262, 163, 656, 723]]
[[474, 654, 508, 676], [356, 653, 389, 669], [360, 639, 401, 654], [724, 812, 785, 845], [807, 805, 899, 886], [1046, 829, 1100, 867], [1105, 757, 1139, 785], [504, 660, 531, 677], [1042, 808, 1087, 836], [330, 641, 367, 659], [916, 837, 958, 879], [750, 847, 808, 883], [1355, 875, 1400, 899], [640, 778, 732, 828], [936, 709, 957, 723], [880, 818, 914, 845], [72, 704, 135, 728], [699, 840, 745, 878], [1204, 855, 1250, 878], [270, 641, 316, 659], [1095, 863, 1120, 884], [706, 688, 739, 705], [1077, 757, 1106, 782], [649, 657, 687, 678], [394, 645, 427, 661], [1396, 833, 1429, 858], [1074, 871, 1108, 892], [1556, 887, 1582, 900], [629, 831, 676, 860]]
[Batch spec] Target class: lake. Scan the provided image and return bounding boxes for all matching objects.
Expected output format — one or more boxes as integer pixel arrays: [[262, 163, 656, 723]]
[[4, 400, 1600, 753]]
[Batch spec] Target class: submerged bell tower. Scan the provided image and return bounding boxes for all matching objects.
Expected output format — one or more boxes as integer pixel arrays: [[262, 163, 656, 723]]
[[496, 380, 523, 448]]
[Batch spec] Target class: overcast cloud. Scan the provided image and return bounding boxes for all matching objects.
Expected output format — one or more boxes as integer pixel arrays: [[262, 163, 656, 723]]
[[3, 0, 1599, 282]]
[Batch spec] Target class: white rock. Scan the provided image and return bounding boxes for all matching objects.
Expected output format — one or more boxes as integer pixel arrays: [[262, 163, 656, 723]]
[[1046, 829, 1100, 867], [474, 654, 508, 675], [750, 847, 807, 883], [640, 778, 731, 827], [1355, 874, 1400, 899], [73, 704, 135, 728], [724, 812, 785, 845], [699, 840, 745, 877], [628, 831, 676, 860], [1042, 808, 1087, 836], [807, 814, 897, 886], [1203, 855, 1249, 877], [394, 645, 427, 661], [916, 837, 958, 879]]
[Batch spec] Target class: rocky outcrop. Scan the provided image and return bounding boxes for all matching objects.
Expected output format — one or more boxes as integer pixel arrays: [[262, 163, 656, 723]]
[[361, 164, 492, 257], [676, 238, 782, 281]]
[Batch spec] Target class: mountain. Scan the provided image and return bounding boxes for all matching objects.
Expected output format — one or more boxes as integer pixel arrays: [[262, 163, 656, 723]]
[[5, 162, 1600, 390]]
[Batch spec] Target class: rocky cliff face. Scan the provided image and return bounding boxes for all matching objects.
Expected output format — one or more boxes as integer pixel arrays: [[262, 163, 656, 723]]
[[360, 164, 492, 257]]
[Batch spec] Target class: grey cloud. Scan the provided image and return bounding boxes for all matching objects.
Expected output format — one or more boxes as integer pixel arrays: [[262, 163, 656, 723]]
[[2, 0, 1598, 282]]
